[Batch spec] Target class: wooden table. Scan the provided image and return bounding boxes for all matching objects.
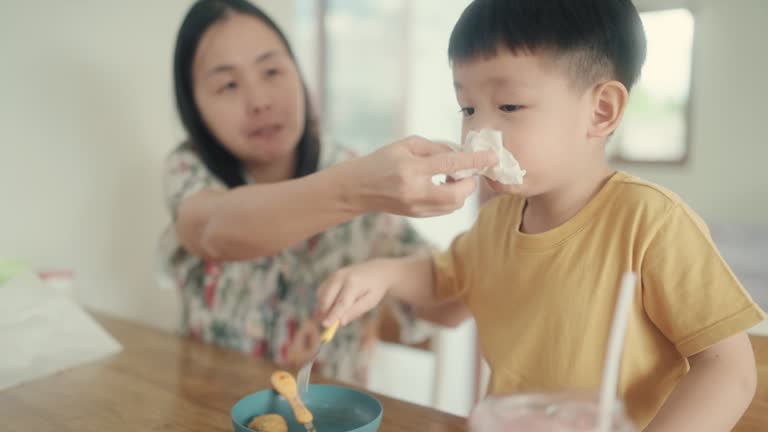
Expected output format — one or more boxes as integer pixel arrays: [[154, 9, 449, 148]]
[[0, 314, 765, 431], [0, 314, 464, 432]]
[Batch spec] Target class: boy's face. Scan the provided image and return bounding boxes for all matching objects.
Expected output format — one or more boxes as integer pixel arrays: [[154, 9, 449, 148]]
[[453, 49, 600, 196]]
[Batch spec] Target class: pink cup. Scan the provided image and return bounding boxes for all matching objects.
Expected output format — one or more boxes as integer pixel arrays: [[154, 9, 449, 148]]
[[468, 392, 636, 432]]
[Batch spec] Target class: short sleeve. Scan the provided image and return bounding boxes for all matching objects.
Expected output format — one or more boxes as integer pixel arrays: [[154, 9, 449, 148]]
[[642, 204, 766, 357], [162, 145, 225, 220]]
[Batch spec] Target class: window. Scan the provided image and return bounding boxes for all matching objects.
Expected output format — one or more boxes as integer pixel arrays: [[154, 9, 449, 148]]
[[313, 0, 408, 153], [609, 8, 695, 163], [296, 0, 472, 155]]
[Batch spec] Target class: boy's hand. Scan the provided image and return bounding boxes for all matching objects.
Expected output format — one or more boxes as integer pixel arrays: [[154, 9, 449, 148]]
[[317, 259, 393, 326]]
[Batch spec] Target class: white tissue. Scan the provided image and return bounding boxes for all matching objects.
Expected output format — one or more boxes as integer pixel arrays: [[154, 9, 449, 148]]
[[451, 128, 526, 185]]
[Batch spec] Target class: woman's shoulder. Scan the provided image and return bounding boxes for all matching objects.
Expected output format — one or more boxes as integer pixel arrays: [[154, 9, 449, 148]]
[[165, 141, 201, 166], [163, 141, 217, 182], [162, 141, 224, 210]]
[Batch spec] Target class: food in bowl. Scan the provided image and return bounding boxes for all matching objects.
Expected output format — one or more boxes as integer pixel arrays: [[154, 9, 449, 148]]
[[248, 413, 288, 432]]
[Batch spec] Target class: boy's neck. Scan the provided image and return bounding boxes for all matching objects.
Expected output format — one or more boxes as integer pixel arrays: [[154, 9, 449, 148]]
[[521, 163, 615, 235]]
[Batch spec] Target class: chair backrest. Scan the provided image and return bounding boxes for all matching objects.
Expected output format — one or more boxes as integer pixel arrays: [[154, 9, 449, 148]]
[[371, 302, 441, 406]]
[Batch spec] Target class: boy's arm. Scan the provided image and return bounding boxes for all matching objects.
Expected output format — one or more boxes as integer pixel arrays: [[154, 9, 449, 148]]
[[318, 255, 444, 326], [318, 196, 498, 328], [644, 332, 757, 432], [416, 301, 472, 328]]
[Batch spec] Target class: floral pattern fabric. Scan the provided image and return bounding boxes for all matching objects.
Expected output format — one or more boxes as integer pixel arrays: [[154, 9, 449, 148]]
[[156, 141, 434, 385]]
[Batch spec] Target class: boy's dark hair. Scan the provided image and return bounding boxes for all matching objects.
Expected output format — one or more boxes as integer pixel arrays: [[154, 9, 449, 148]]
[[448, 0, 647, 91], [173, 0, 320, 188]]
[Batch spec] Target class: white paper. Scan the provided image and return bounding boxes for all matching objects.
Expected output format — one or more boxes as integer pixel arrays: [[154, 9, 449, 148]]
[[451, 128, 526, 185], [0, 272, 122, 391]]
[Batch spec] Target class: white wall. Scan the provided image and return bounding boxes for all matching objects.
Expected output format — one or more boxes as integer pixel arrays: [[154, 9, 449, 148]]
[[624, 0, 768, 225], [0, 0, 296, 331]]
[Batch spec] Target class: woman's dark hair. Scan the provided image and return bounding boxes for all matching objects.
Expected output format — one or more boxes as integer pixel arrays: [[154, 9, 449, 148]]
[[173, 0, 320, 188]]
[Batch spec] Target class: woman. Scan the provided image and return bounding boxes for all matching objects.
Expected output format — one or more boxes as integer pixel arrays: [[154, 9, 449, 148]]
[[159, 0, 491, 385]]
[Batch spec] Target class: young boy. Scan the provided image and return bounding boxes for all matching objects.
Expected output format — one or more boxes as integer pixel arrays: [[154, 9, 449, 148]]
[[317, 0, 766, 430]]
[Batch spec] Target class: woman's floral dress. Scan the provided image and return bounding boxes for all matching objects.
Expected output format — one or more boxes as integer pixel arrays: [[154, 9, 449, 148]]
[[156, 141, 433, 385]]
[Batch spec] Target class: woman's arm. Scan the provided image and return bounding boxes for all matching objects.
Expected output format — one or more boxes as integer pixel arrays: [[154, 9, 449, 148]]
[[177, 165, 359, 260], [176, 137, 497, 261]]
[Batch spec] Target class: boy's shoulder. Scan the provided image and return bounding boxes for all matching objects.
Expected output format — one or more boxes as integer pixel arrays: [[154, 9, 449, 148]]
[[610, 171, 711, 237], [612, 171, 683, 208], [474, 171, 706, 234]]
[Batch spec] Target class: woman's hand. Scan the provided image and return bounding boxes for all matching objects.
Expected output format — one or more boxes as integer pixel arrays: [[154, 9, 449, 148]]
[[338, 136, 498, 217]]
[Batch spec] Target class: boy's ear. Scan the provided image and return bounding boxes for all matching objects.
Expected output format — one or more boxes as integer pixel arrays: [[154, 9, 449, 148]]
[[588, 80, 629, 139]]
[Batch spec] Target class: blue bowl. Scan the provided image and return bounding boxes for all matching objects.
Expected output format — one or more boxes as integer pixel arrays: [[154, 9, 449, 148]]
[[231, 384, 383, 432]]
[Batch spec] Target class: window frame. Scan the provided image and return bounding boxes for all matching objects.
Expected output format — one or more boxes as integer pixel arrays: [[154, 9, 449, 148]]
[[610, 3, 697, 166]]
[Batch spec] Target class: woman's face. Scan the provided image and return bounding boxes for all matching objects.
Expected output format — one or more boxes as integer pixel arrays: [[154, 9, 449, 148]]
[[192, 13, 305, 167]]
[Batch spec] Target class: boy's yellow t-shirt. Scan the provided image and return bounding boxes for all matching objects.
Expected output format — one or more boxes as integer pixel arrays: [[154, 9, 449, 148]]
[[433, 171, 765, 428]]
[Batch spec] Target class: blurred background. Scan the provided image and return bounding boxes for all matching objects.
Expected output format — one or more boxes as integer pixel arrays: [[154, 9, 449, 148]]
[[1, 0, 766, 416]]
